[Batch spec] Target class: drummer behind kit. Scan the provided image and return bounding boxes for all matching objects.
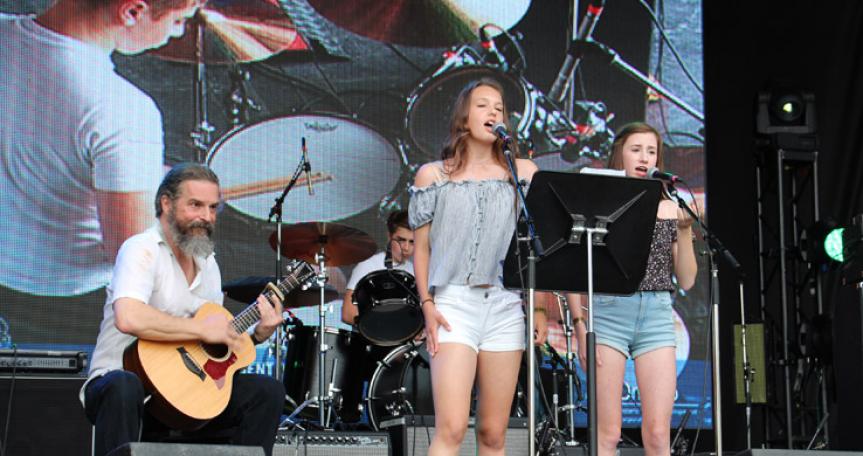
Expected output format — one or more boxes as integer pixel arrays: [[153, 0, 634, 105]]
[[344, 211, 422, 346]]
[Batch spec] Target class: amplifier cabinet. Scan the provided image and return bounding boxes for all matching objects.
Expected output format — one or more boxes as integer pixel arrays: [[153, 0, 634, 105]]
[[0, 374, 92, 456], [273, 430, 390, 456]]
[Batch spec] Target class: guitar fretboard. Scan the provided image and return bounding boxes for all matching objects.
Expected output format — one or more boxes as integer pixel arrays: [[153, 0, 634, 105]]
[[230, 264, 311, 334]]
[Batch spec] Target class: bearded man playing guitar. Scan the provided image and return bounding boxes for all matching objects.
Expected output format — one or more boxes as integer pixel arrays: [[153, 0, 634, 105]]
[[81, 164, 287, 456]]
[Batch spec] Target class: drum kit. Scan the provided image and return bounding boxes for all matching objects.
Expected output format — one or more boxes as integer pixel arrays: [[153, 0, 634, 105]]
[[148, 0, 615, 442], [223, 220, 424, 430]]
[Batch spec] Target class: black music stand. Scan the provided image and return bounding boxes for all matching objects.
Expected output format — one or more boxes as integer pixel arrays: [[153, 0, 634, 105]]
[[503, 170, 662, 456]]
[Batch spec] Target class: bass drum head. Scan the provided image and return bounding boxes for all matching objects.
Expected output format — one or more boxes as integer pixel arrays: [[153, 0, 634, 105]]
[[208, 114, 402, 223], [366, 343, 433, 430], [354, 269, 423, 346], [406, 66, 527, 161]]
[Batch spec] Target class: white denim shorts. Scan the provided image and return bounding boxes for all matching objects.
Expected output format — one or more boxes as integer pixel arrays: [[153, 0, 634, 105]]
[[433, 284, 525, 352]]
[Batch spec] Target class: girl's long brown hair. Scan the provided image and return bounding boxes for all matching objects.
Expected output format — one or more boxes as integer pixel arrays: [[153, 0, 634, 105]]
[[605, 122, 665, 171], [440, 78, 520, 176]]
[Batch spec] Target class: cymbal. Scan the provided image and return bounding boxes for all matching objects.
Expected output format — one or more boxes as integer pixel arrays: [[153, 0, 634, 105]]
[[149, 0, 308, 64], [307, 0, 531, 48], [222, 275, 339, 307], [268, 222, 377, 267]]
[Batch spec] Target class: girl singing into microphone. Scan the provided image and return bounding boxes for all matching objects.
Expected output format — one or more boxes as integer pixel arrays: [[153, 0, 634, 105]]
[[409, 78, 543, 455], [570, 122, 698, 456]]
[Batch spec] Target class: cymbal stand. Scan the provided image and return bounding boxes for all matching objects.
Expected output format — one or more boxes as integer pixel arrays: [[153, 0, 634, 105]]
[[314, 243, 333, 428], [553, 292, 582, 447], [190, 12, 214, 161], [284, 241, 337, 429]]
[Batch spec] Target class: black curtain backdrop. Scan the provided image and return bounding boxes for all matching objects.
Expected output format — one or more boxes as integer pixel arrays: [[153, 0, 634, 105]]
[[705, 0, 863, 450]]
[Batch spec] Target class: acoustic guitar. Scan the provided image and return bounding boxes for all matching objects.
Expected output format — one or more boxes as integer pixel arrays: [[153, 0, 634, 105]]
[[123, 259, 315, 430]]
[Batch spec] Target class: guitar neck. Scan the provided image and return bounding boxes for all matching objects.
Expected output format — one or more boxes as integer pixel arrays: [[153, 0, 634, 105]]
[[230, 264, 311, 334]]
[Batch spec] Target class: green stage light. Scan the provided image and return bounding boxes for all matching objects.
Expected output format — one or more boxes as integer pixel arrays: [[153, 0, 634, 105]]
[[824, 227, 845, 263]]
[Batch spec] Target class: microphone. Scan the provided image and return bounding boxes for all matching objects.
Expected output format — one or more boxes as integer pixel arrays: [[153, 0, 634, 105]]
[[647, 167, 682, 184], [301, 137, 314, 195], [548, 0, 606, 103], [479, 25, 507, 71], [492, 122, 513, 144]]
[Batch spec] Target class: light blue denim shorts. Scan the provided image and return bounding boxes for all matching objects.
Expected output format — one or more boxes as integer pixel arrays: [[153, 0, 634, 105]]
[[592, 291, 676, 359]]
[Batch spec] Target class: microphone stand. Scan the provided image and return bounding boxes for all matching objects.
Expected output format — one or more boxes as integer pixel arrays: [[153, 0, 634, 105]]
[[665, 182, 744, 456], [501, 140, 544, 455], [567, 40, 703, 123], [268, 151, 311, 381]]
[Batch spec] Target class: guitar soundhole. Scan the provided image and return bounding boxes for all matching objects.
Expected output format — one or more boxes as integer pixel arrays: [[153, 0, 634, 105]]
[[201, 343, 229, 359]]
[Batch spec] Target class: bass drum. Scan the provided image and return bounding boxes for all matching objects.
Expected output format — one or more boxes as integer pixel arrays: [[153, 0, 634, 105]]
[[405, 64, 532, 162], [365, 342, 434, 430], [207, 113, 403, 223], [365, 342, 527, 430]]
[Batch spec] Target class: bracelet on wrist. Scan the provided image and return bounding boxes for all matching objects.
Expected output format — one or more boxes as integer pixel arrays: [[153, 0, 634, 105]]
[[250, 332, 264, 345], [572, 317, 585, 326], [421, 298, 435, 306], [534, 307, 547, 314]]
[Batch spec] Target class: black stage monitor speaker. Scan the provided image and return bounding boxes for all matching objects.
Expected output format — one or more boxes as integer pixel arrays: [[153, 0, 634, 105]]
[[273, 430, 391, 456], [380, 415, 529, 456], [0, 374, 92, 456], [107, 442, 264, 455], [736, 450, 863, 456]]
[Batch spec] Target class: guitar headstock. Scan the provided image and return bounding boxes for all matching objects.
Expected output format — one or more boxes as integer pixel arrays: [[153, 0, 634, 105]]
[[277, 259, 316, 294]]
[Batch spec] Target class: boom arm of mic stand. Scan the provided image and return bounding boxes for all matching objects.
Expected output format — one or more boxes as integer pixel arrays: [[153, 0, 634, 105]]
[[268, 153, 308, 222], [576, 40, 704, 123], [667, 184, 743, 276]]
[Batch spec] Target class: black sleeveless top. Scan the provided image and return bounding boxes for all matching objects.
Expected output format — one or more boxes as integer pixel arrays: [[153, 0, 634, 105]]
[[638, 219, 678, 291]]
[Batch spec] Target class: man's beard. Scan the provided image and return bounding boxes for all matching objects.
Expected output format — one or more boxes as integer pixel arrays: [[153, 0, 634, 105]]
[[167, 209, 216, 258]]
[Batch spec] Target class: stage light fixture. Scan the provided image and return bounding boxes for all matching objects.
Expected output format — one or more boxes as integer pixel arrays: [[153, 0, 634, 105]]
[[805, 219, 843, 267], [756, 89, 817, 140], [771, 92, 805, 124], [824, 227, 845, 263]]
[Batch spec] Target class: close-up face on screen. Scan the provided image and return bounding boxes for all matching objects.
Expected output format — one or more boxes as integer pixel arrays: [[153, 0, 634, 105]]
[[0, 0, 706, 437]]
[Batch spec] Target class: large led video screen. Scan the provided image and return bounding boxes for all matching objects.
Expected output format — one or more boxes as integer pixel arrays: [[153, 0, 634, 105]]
[[0, 0, 707, 430]]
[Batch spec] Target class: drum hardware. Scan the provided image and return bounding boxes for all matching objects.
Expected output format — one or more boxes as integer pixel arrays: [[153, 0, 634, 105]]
[[148, 0, 304, 65], [478, 23, 528, 74], [549, 292, 584, 448], [404, 43, 614, 163], [353, 269, 422, 346], [378, 139, 416, 217], [268, 222, 376, 429], [190, 12, 215, 161], [267, 222, 376, 267], [145, 1, 317, 160], [365, 342, 527, 431], [208, 114, 402, 224], [305, 0, 531, 48], [227, 64, 261, 127], [281, 326, 370, 425]]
